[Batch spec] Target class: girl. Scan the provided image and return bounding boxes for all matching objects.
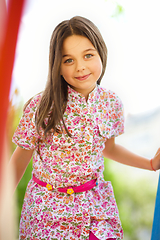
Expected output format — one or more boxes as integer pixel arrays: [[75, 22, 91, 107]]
[[10, 16, 160, 240]]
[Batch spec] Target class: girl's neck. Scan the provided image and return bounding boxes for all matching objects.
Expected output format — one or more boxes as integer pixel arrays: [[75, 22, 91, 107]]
[[68, 84, 97, 101]]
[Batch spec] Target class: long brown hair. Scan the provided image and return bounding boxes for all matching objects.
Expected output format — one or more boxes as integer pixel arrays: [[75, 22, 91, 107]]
[[35, 16, 108, 137]]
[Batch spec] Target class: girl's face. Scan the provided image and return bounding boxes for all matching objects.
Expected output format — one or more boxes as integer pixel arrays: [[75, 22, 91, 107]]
[[61, 35, 102, 100]]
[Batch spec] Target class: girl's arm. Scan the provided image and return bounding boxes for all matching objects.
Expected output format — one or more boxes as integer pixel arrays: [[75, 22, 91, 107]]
[[9, 146, 34, 191], [103, 137, 160, 171]]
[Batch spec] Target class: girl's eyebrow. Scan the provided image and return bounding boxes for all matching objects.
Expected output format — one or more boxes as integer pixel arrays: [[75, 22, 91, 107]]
[[84, 48, 96, 52], [62, 48, 96, 58]]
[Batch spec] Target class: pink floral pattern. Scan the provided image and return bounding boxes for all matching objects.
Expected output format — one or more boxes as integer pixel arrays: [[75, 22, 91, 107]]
[[13, 85, 124, 240]]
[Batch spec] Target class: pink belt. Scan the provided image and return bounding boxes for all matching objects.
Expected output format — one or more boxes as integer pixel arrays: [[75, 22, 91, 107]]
[[33, 174, 98, 195]]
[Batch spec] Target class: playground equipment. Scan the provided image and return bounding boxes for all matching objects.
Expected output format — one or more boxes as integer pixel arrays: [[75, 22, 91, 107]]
[[0, 0, 26, 187], [151, 173, 160, 240], [0, 0, 25, 239]]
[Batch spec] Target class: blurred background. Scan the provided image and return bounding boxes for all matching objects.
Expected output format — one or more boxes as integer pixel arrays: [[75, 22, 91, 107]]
[[6, 0, 160, 239]]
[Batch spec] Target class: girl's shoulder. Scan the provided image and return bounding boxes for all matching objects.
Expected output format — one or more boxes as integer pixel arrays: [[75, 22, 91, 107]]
[[96, 86, 124, 138], [97, 85, 122, 103], [23, 93, 42, 113]]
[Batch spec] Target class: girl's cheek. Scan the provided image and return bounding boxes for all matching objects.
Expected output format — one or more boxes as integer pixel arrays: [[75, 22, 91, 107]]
[[61, 67, 70, 78], [92, 59, 102, 75]]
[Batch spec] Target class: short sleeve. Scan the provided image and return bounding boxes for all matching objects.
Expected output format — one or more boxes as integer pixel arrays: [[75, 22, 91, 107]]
[[107, 91, 124, 138], [12, 95, 41, 150], [97, 89, 124, 139]]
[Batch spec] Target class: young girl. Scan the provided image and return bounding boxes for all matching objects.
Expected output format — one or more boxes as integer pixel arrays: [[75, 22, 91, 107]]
[[10, 16, 160, 240]]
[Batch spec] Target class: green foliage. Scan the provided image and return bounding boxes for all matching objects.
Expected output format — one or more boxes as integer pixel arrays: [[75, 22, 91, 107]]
[[112, 4, 124, 18], [105, 0, 124, 18], [6, 89, 23, 155]]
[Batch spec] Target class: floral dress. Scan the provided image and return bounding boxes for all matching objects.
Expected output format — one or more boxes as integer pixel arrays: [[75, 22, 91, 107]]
[[13, 85, 124, 240]]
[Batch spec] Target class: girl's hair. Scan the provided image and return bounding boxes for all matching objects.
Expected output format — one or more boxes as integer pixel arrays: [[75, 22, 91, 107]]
[[35, 16, 108, 137]]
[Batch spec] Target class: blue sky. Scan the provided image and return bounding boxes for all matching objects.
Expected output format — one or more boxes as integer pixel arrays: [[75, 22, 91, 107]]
[[12, 0, 160, 115]]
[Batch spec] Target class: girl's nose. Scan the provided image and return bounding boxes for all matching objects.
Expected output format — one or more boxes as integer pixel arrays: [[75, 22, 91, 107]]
[[76, 60, 86, 72]]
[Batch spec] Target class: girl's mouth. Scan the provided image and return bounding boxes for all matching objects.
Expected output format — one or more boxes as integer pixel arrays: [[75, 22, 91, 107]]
[[75, 74, 91, 81]]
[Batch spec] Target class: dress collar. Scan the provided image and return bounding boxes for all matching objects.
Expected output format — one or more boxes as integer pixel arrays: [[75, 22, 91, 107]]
[[67, 84, 98, 101]]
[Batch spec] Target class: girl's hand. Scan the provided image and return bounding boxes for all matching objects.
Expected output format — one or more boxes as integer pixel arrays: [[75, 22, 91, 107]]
[[152, 148, 160, 171]]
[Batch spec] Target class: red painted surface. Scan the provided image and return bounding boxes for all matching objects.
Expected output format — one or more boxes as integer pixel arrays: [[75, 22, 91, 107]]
[[0, 0, 26, 188]]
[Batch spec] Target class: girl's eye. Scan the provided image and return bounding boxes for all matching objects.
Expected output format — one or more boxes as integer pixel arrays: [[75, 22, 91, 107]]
[[64, 59, 73, 63], [85, 54, 93, 59]]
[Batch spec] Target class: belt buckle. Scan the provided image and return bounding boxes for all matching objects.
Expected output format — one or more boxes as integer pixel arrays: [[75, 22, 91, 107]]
[[46, 183, 53, 191], [67, 188, 74, 195]]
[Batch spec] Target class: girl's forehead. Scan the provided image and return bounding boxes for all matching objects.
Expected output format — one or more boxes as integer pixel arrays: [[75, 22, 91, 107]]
[[62, 35, 95, 53]]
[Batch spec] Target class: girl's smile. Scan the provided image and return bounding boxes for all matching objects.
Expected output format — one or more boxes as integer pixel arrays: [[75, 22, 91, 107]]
[[75, 73, 91, 81], [61, 35, 103, 100]]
